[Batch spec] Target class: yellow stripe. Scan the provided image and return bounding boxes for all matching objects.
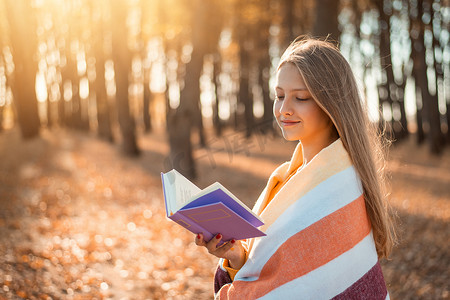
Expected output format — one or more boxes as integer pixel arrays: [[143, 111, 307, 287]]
[[259, 139, 352, 232]]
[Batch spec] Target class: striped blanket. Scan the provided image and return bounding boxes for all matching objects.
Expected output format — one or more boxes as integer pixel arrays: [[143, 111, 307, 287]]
[[214, 139, 389, 299]]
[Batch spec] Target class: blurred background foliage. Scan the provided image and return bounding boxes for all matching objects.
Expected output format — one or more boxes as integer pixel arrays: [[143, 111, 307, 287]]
[[0, 0, 449, 178]]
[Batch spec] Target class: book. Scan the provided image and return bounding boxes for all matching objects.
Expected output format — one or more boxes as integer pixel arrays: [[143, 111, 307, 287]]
[[161, 169, 266, 243]]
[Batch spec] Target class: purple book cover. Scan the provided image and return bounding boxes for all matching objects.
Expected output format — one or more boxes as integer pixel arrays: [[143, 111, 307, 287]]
[[181, 188, 264, 228], [161, 170, 266, 243], [176, 202, 266, 242], [169, 212, 213, 241]]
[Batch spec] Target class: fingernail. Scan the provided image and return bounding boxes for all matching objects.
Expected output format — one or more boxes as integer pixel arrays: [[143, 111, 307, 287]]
[[231, 239, 235, 244], [197, 234, 201, 239], [216, 233, 221, 239]]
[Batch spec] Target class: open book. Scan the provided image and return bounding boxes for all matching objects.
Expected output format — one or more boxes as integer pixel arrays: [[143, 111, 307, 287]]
[[161, 169, 266, 243]]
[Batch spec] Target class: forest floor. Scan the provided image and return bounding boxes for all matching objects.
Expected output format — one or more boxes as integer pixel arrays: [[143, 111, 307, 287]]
[[0, 127, 449, 299]]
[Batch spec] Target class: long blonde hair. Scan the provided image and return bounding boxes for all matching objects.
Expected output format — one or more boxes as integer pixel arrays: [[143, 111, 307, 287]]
[[278, 37, 396, 258]]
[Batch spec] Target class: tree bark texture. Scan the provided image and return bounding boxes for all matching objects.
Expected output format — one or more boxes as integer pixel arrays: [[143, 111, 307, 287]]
[[312, 0, 340, 43], [411, 0, 442, 153], [258, 0, 275, 135], [166, 0, 212, 179], [5, 0, 40, 139], [111, 0, 139, 156], [91, 2, 113, 142]]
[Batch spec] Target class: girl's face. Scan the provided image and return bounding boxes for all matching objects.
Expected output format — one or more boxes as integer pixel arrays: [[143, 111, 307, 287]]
[[273, 63, 336, 145]]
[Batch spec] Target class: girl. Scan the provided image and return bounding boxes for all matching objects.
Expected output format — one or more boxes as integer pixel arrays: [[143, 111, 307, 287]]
[[195, 37, 396, 299]]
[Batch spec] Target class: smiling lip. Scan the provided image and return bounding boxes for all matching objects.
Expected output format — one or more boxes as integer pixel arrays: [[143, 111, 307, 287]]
[[281, 120, 300, 126]]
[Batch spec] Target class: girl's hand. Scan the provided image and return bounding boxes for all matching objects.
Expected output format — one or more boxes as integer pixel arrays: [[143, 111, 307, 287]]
[[195, 233, 246, 269]]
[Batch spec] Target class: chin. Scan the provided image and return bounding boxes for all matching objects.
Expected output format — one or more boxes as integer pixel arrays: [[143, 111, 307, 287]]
[[282, 132, 300, 141]]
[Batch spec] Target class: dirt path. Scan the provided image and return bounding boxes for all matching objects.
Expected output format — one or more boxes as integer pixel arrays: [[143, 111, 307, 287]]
[[0, 128, 449, 299]]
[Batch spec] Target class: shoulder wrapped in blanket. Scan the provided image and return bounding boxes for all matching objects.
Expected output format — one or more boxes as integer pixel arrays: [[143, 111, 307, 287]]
[[214, 140, 389, 299]]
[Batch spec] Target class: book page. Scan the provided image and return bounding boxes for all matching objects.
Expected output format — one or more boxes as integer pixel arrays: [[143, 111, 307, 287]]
[[162, 169, 201, 215]]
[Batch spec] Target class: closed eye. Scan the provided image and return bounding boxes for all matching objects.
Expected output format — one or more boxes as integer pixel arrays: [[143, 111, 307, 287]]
[[275, 96, 285, 101], [296, 97, 309, 101]]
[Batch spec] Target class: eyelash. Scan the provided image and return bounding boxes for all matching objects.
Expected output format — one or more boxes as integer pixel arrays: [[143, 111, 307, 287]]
[[275, 96, 309, 101]]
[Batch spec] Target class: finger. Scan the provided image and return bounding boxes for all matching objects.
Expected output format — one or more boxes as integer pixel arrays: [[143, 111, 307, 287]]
[[213, 239, 235, 256], [206, 233, 223, 253], [195, 233, 206, 246]]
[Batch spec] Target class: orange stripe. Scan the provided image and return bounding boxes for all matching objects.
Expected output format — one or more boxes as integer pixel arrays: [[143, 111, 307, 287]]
[[220, 195, 370, 299]]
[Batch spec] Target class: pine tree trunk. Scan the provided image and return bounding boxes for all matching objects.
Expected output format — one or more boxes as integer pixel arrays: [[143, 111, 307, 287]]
[[111, 0, 139, 156], [397, 81, 409, 139], [140, 2, 152, 134], [447, 100, 450, 143], [237, 25, 253, 138], [212, 54, 222, 137], [0, 106, 3, 132], [375, 0, 395, 139], [0, 36, 3, 132], [5, 0, 40, 138], [196, 100, 206, 147], [258, 0, 274, 135], [282, 0, 296, 48], [166, 0, 211, 179], [0, 38, 9, 132], [92, 2, 113, 142], [412, 0, 442, 153], [58, 93, 66, 126], [143, 69, 152, 133], [68, 22, 82, 130], [431, 16, 445, 147], [46, 93, 53, 128], [167, 48, 202, 178], [312, 0, 340, 42], [95, 52, 113, 141]]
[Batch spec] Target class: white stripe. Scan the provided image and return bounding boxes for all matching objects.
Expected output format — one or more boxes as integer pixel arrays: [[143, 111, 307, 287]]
[[259, 232, 378, 299], [217, 258, 227, 272], [236, 166, 363, 282]]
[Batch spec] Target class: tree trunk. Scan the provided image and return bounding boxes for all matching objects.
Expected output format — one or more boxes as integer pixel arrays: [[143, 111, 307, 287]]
[[397, 80, 409, 139], [91, 2, 113, 142], [312, 0, 340, 42], [447, 99, 450, 143], [212, 54, 222, 137], [5, 0, 40, 138], [282, 0, 296, 49], [431, 3, 445, 147], [410, 0, 442, 153], [0, 37, 10, 132], [415, 86, 425, 144], [140, 2, 153, 134], [95, 54, 113, 142], [143, 67, 152, 133], [258, 0, 274, 135], [239, 48, 253, 138], [58, 93, 66, 126], [166, 0, 211, 179], [46, 92, 53, 128], [0, 106, 3, 132], [60, 23, 78, 129], [111, 0, 139, 156], [236, 15, 253, 138], [430, 34, 445, 148], [374, 0, 395, 140], [196, 100, 206, 147], [167, 47, 202, 178], [67, 21, 82, 130]]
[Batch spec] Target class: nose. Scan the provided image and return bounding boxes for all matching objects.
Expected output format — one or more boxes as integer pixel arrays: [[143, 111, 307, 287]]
[[279, 98, 293, 116]]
